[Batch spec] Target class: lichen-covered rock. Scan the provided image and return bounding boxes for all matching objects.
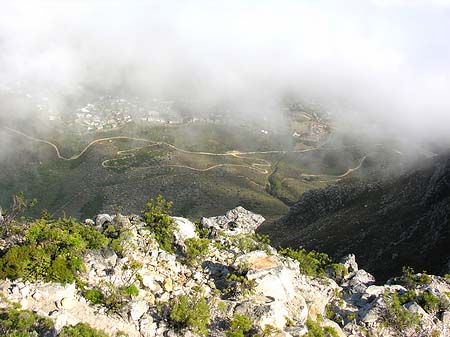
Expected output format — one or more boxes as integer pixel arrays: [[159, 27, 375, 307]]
[[1, 208, 450, 337], [201, 206, 265, 236]]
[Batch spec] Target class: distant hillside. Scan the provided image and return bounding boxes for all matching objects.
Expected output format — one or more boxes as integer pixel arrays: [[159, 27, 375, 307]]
[[262, 152, 450, 281]]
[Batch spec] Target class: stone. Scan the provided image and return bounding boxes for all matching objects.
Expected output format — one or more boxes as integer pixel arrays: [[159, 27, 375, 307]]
[[19, 298, 29, 310], [129, 300, 149, 321], [95, 214, 112, 227], [172, 217, 197, 245], [234, 300, 290, 331], [404, 302, 427, 316], [340, 254, 358, 273], [441, 311, 450, 324], [235, 250, 280, 271], [163, 278, 173, 292], [360, 308, 379, 323], [201, 206, 265, 236], [113, 214, 132, 227], [60, 296, 77, 310], [159, 292, 170, 302], [85, 219, 95, 226], [141, 272, 160, 291], [321, 319, 346, 337]]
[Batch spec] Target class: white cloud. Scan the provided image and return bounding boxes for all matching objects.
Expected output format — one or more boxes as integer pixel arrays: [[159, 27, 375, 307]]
[[1, 0, 450, 142]]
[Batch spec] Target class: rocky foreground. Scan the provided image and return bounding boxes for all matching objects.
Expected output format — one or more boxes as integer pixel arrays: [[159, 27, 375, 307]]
[[1, 206, 450, 336]]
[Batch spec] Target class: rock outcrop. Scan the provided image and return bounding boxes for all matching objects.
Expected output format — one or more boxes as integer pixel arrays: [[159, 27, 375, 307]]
[[0, 207, 449, 336]]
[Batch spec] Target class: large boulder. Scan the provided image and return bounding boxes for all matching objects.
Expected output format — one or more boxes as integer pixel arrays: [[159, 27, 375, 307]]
[[234, 300, 290, 331], [172, 217, 197, 245], [201, 206, 265, 236], [95, 214, 113, 227]]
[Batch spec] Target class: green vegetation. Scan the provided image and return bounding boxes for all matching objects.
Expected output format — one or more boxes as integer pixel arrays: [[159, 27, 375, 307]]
[[194, 222, 210, 239], [305, 318, 339, 337], [0, 307, 54, 337], [396, 289, 448, 314], [0, 193, 37, 236], [169, 295, 210, 336], [185, 237, 210, 265], [144, 195, 178, 253], [59, 323, 108, 337], [225, 314, 252, 337], [102, 222, 132, 257], [83, 283, 139, 314], [279, 247, 331, 277], [226, 233, 271, 254], [0, 217, 108, 283], [223, 272, 256, 298], [398, 266, 431, 289], [382, 291, 420, 335], [326, 263, 348, 282], [84, 288, 105, 305]]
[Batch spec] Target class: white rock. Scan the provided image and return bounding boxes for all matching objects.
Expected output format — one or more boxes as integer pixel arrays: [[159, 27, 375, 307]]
[[95, 214, 112, 227], [85, 219, 95, 226], [141, 272, 160, 291], [404, 302, 427, 316], [441, 311, 450, 324], [60, 296, 77, 310], [340, 254, 358, 273], [129, 300, 149, 321], [201, 206, 265, 236], [172, 217, 197, 244]]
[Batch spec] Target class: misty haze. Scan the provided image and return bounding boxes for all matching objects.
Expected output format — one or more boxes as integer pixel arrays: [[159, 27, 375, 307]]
[[0, 1, 450, 336]]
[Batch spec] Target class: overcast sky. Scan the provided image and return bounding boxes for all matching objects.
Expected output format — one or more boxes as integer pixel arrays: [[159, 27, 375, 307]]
[[1, 0, 450, 142]]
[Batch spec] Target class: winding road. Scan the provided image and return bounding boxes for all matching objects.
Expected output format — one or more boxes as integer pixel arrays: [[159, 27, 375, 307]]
[[3, 126, 367, 181]]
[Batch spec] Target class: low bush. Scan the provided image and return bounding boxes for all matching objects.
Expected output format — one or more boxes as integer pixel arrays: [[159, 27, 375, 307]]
[[305, 318, 339, 337], [185, 237, 209, 265], [398, 266, 431, 289], [225, 314, 252, 337], [0, 307, 54, 336], [0, 218, 108, 283], [279, 247, 331, 277], [382, 291, 420, 335], [326, 263, 348, 282], [84, 283, 139, 314], [143, 196, 178, 253], [59, 322, 108, 337], [223, 272, 256, 298], [169, 295, 210, 336]]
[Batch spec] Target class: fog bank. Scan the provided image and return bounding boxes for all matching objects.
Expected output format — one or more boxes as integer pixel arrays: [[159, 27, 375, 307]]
[[1, 0, 450, 143]]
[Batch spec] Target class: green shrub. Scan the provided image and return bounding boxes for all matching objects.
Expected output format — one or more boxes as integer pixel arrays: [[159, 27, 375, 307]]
[[226, 314, 252, 337], [59, 322, 108, 337], [223, 272, 256, 298], [398, 266, 431, 289], [0, 193, 37, 236], [122, 284, 139, 297], [419, 291, 448, 313], [169, 295, 210, 336], [228, 233, 271, 254], [84, 283, 138, 313], [144, 196, 177, 253], [84, 288, 105, 305], [305, 318, 339, 337], [0, 218, 108, 283], [382, 291, 420, 333], [185, 238, 209, 265], [279, 247, 331, 277], [388, 289, 448, 315], [194, 222, 210, 239], [326, 263, 348, 282], [0, 307, 55, 337]]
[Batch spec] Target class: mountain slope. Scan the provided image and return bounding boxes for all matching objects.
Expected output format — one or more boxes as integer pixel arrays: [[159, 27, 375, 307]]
[[263, 153, 450, 281]]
